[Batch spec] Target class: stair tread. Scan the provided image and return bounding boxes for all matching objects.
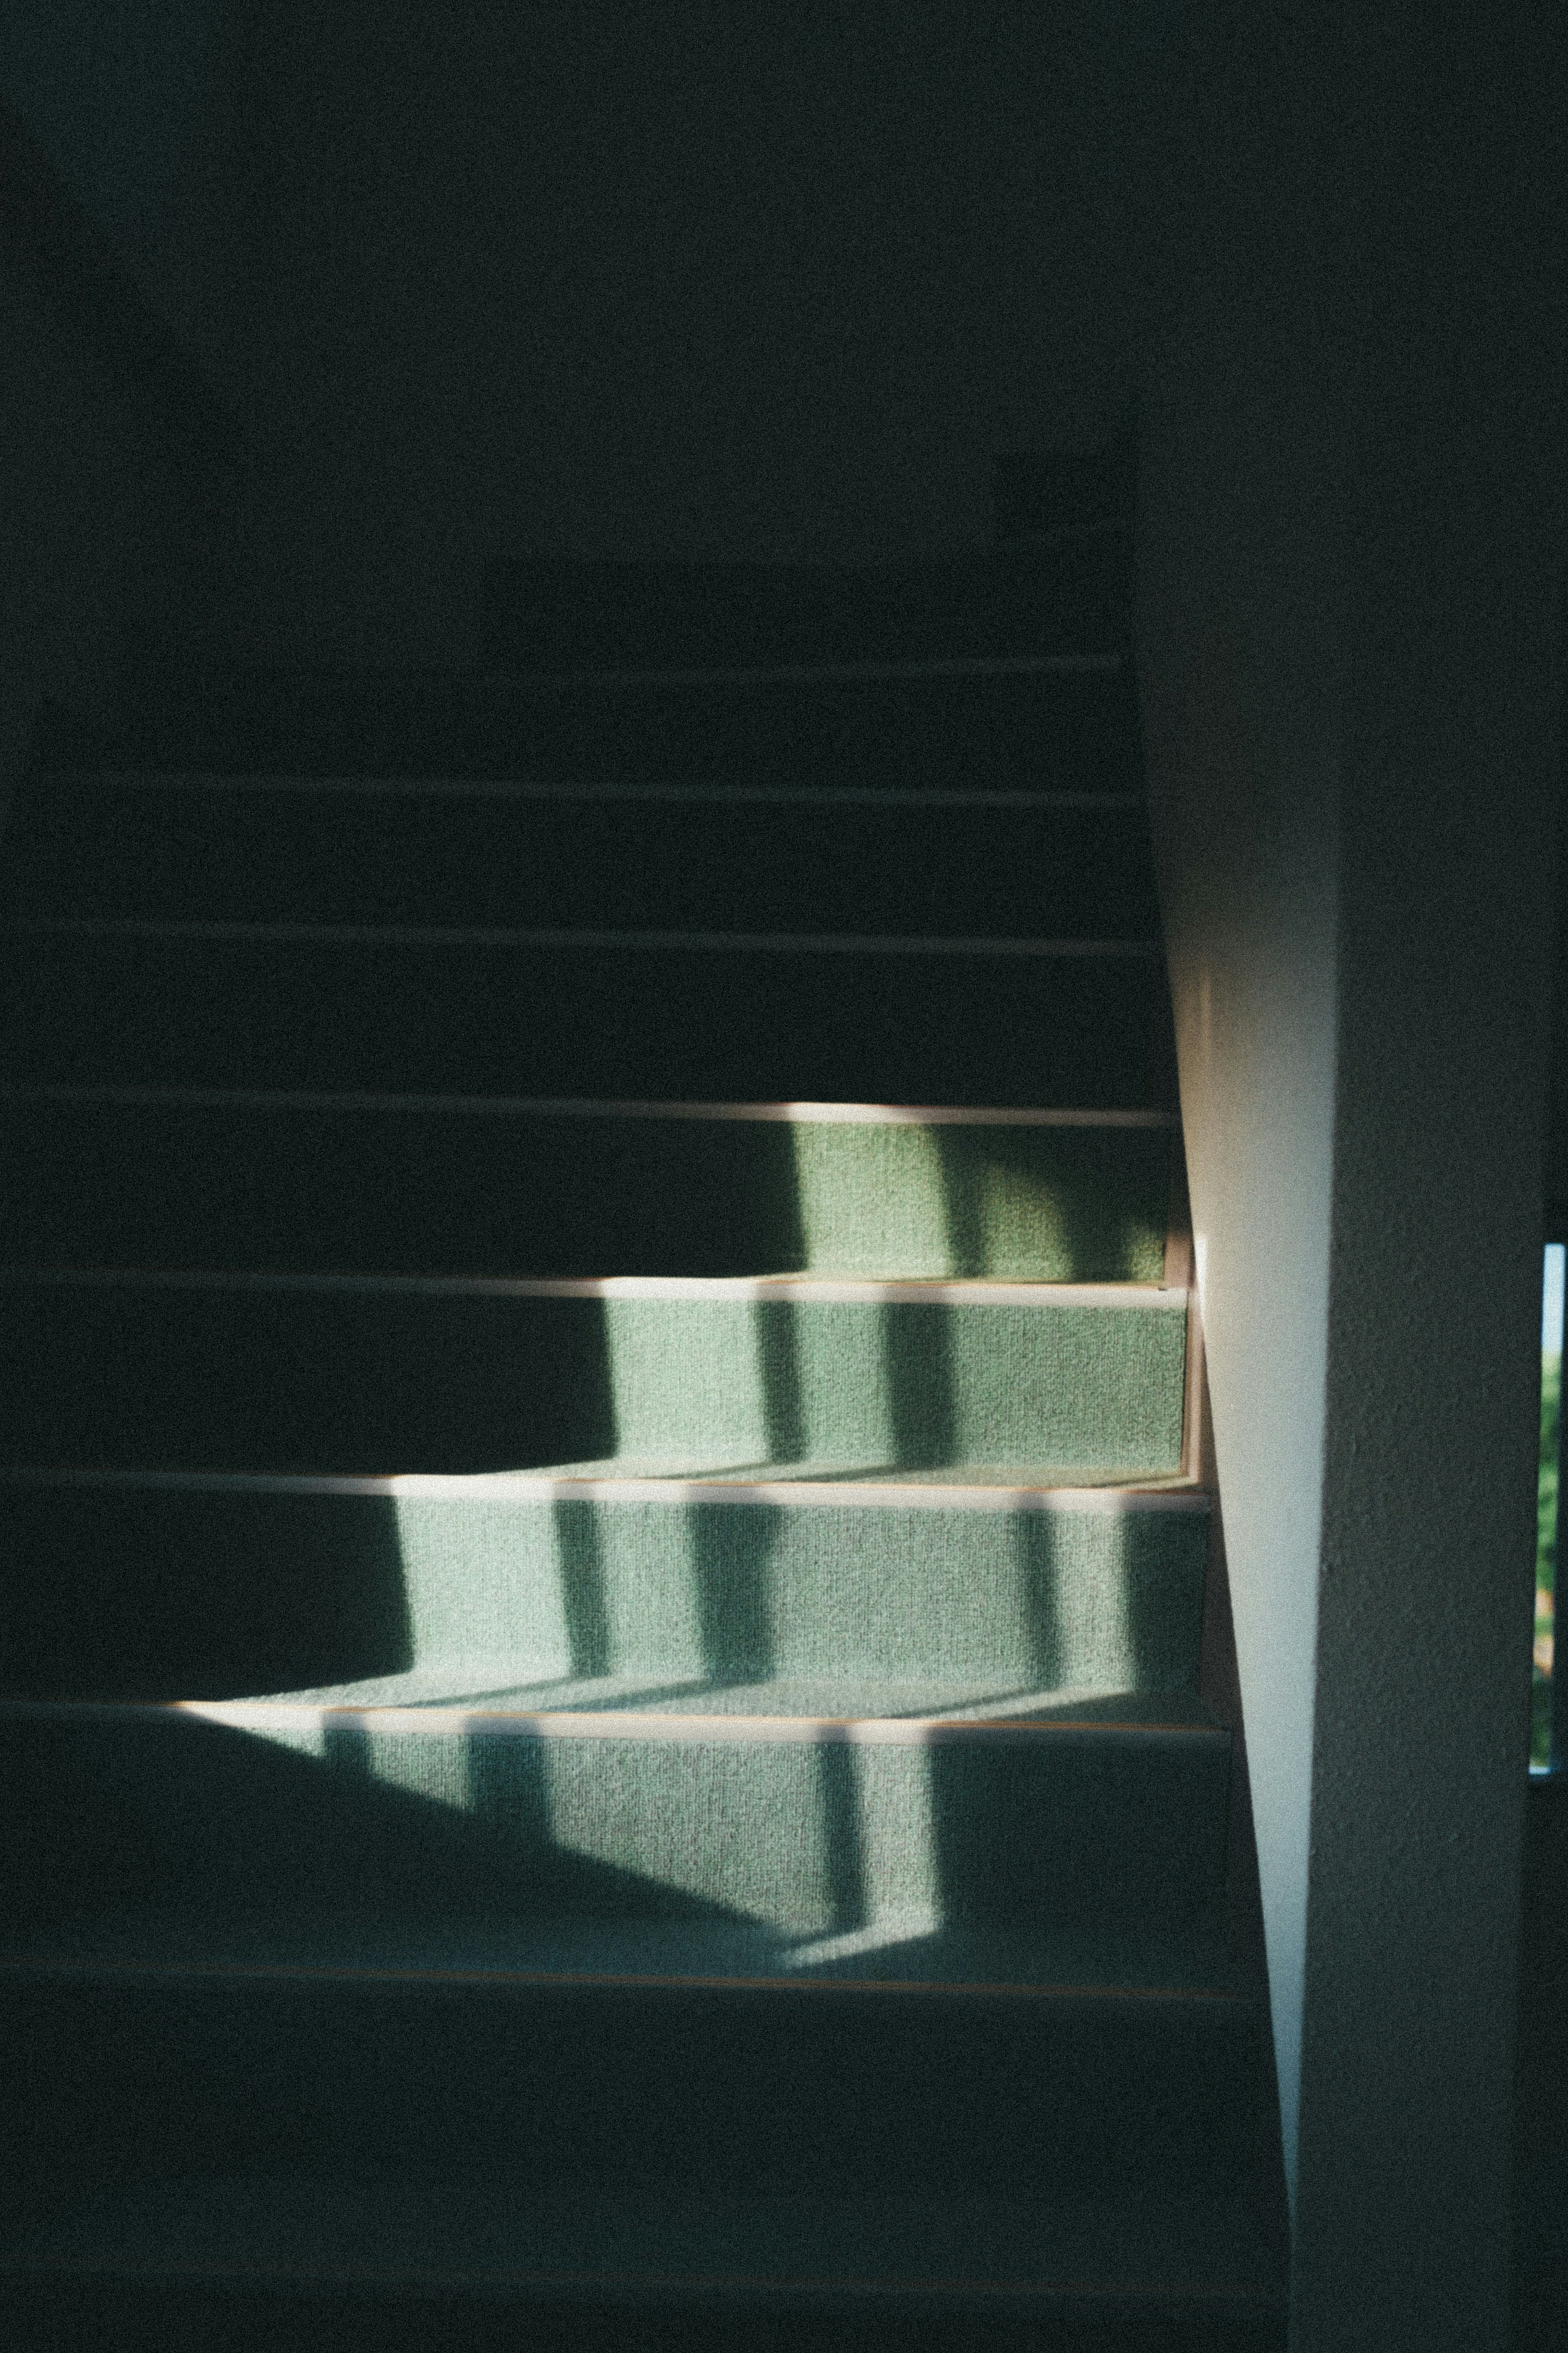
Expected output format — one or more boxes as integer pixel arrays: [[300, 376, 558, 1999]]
[[36, 664, 1141, 794], [0, 1092, 1176, 1281], [116, 1672, 1227, 1726], [0, 930, 1166, 1106], [396, 1455, 1196, 1489], [0, 1461, 1202, 1494], [0, 1278, 1189, 1476], [1, 2172, 1283, 2305], [2, 777, 1160, 940]]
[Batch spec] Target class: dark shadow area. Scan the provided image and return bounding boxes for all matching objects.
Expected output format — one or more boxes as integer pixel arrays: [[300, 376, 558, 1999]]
[[0, 1710, 757, 1937], [1013, 1508, 1208, 1696], [1014, 1510, 1065, 1688], [925, 1731, 1227, 1940], [0, 2278, 1290, 2353], [0, 1287, 623, 1476], [0, 1102, 813, 1281], [1514, 1777, 1568, 2352], [755, 1299, 806, 1461], [0, 1488, 414, 1702], [883, 1303, 957, 1469], [689, 1502, 780, 1687], [550, 1498, 612, 1682], [933, 1122, 1171, 1281], [0, 779, 1163, 948], [0, 930, 1161, 1112], [484, 549, 1130, 673], [47, 667, 1145, 802], [814, 1731, 869, 1937]]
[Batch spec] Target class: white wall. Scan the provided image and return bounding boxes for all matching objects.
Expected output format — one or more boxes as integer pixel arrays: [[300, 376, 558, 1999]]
[[1137, 8, 1565, 2346]]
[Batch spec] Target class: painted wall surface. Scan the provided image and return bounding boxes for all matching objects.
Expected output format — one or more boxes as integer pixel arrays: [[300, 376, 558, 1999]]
[[0, 172, 215, 817], [1, 1, 231, 335], [1138, 8, 1564, 2346], [116, 1, 1143, 662]]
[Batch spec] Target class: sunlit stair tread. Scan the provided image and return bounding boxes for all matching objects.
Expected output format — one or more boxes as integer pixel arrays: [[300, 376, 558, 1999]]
[[0, 1468, 1209, 1714]]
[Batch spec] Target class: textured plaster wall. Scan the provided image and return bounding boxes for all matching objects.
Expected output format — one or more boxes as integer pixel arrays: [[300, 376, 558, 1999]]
[[1138, 8, 1564, 2347]]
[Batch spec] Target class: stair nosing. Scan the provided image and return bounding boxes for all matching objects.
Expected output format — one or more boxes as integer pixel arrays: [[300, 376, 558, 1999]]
[[1, 917, 1159, 958], [0, 1265, 1186, 1308], [0, 1692, 1227, 1744], [24, 772, 1146, 810], [0, 1465, 1206, 1510], [0, 1085, 1181, 1126], [486, 651, 1127, 687], [0, 1947, 1249, 2004]]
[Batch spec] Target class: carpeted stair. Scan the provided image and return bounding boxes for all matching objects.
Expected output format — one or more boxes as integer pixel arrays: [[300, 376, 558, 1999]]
[[0, 560, 1287, 2349]]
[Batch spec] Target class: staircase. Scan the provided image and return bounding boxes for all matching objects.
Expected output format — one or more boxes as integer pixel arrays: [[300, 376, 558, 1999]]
[[0, 557, 1287, 2348]]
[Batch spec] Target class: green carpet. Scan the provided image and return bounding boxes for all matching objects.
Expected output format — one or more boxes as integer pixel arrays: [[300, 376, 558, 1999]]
[[0, 1479, 1207, 1702], [0, 1097, 1174, 1280], [3, 1693, 1229, 1942], [0, 1284, 1188, 1473]]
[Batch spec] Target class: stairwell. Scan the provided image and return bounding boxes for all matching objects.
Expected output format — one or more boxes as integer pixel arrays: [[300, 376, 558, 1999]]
[[0, 554, 1288, 2347]]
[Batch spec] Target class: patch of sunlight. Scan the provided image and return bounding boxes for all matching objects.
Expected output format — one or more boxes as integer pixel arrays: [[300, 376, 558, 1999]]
[[1024, 1504, 1136, 1691], [791, 1117, 955, 1277], [390, 1490, 577, 1675], [782, 1919, 941, 1969], [834, 1737, 942, 1935], [604, 1295, 768, 1459]]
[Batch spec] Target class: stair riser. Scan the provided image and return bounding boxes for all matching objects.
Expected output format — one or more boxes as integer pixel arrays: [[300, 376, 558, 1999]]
[[0, 937, 1167, 1107], [6, 1711, 1228, 1940], [0, 2271, 1286, 2353], [0, 1293, 1187, 1475], [4, 1973, 1257, 2195], [486, 546, 1131, 669], [40, 665, 1139, 792], [0, 1490, 1208, 1702], [0, 1104, 1173, 1281], [4, 790, 1158, 940]]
